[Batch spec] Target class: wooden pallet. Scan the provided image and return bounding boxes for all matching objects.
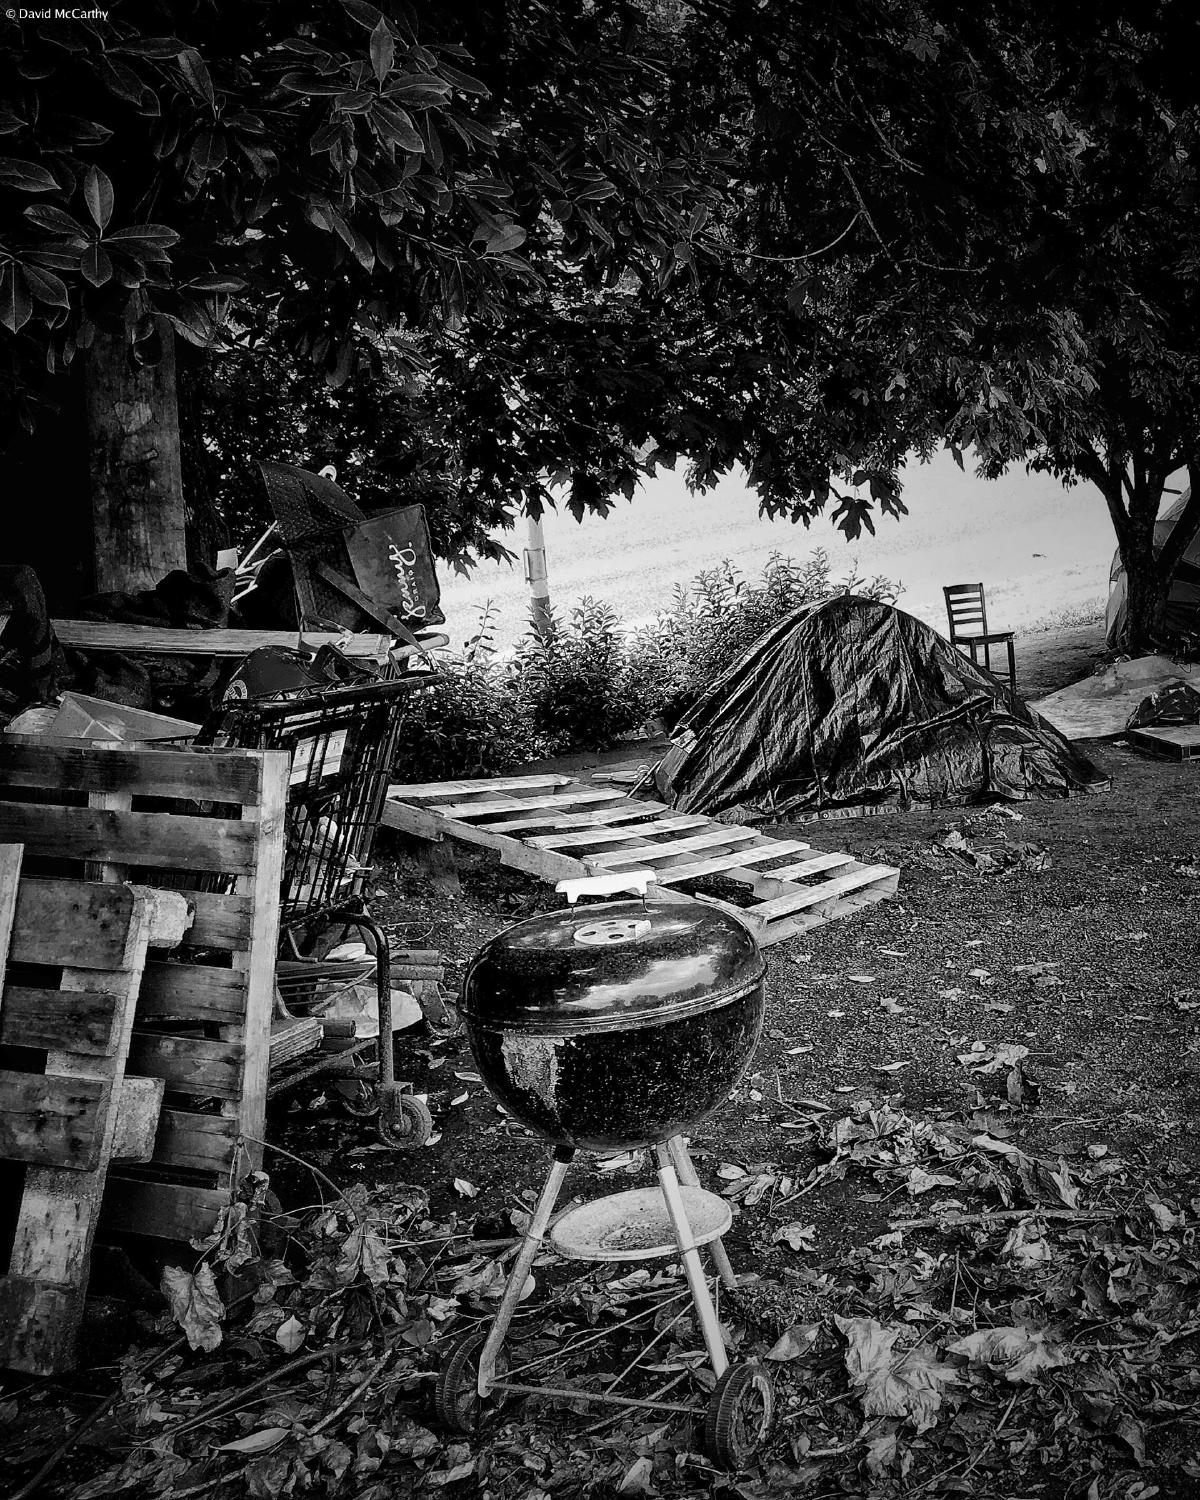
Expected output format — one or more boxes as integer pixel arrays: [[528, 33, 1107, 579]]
[[0, 738, 287, 1244], [384, 776, 899, 946], [1127, 724, 1200, 760], [0, 857, 192, 1373]]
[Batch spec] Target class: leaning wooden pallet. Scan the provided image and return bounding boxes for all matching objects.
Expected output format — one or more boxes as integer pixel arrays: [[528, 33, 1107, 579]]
[[0, 860, 192, 1373], [0, 738, 287, 1244], [383, 775, 899, 945]]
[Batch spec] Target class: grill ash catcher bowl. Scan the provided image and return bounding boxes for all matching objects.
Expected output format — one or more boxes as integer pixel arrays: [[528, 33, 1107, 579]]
[[435, 872, 777, 1468]]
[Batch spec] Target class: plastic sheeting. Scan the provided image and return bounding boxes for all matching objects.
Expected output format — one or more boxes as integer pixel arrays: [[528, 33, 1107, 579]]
[[653, 596, 1109, 819]]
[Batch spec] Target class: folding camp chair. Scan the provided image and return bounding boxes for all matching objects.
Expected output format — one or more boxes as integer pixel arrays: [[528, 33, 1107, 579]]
[[943, 583, 1016, 692]]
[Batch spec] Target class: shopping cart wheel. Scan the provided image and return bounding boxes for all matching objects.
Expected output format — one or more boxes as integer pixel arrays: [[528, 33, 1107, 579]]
[[703, 1363, 775, 1469], [435, 1330, 507, 1433], [334, 1077, 380, 1119], [377, 1092, 433, 1149]]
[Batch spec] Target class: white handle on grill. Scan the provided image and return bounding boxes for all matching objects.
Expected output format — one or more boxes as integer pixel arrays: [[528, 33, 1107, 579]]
[[556, 871, 652, 904]]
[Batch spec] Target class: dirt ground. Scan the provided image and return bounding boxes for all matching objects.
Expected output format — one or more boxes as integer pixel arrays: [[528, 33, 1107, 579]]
[[260, 619, 1200, 1494], [12, 619, 1194, 1500], [295, 620, 1196, 1221]]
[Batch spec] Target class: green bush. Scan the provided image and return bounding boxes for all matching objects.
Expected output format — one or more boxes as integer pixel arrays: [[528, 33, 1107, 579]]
[[389, 605, 555, 782], [508, 597, 647, 751]]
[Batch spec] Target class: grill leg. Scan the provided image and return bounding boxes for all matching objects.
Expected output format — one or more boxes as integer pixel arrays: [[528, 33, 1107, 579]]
[[478, 1148, 572, 1397], [666, 1136, 737, 1290], [654, 1144, 728, 1379]]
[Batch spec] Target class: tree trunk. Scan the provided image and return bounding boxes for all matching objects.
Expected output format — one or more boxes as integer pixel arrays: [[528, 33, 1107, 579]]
[[83, 317, 188, 593], [177, 346, 228, 574], [1121, 532, 1168, 649]]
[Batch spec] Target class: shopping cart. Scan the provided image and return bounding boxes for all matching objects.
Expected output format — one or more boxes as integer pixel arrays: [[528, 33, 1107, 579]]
[[204, 676, 442, 1147]]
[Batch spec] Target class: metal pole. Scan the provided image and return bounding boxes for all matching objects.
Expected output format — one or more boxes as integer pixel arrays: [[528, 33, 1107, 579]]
[[524, 513, 553, 641]]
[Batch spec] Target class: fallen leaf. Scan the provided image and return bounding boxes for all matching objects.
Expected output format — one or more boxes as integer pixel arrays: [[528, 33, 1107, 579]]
[[452, 1178, 479, 1199], [875, 1061, 911, 1073], [947, 1325, 1068, 1382], [274, 1315, 306, 1354], [618, 1456, 655, 1493], [1146, 1198, 1185, 1231], [773, 1221, 817, 1252], [907, 1166, 958, 1195], [217, 1426, 289, 1455], [847, 975, 877, 984], [1003, 1218, 1052, 1270], [835, 1316, 957, 1431], [878, 996, 907, 1014], [766, 1322, 821, 1360], [161, 1264, 224, 1353]]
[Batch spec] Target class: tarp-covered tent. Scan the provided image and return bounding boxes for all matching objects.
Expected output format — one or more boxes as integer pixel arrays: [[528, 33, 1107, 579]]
[[1105, 487, 1200, 645], [654, 596, 1109, 819]]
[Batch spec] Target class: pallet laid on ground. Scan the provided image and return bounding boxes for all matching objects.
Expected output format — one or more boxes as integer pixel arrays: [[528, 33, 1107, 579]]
[[0, 850, 192, 1373], [0, 738, 288, 1244], [384, 775, 899, 946], [1126, 724, 1200, 760]]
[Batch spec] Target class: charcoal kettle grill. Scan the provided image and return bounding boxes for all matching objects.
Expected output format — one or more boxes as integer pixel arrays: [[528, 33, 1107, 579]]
[[436, 873, 776, 1468]]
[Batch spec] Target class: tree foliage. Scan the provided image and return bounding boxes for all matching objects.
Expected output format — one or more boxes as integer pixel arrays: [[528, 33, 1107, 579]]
[[3, 2, 1200, 642]]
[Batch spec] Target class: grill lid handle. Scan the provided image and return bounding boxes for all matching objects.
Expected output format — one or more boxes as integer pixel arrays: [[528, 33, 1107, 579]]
[[556, 871, 652, 905]]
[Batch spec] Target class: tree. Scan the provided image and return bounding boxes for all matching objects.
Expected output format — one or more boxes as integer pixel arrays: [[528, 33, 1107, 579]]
[[0, 0, 728, 596], [679, 0, 1200, 647]]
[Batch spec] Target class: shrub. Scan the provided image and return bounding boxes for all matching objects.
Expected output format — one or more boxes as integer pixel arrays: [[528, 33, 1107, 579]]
[[508, 597, 647, 751], [389, 604, 555, 782]]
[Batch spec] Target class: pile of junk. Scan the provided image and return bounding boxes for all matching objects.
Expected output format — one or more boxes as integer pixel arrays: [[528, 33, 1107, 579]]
[[0, 460, 456, 1148]]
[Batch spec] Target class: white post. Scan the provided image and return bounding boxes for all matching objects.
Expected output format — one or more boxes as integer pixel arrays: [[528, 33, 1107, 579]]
[[524, 513, 553, 641]]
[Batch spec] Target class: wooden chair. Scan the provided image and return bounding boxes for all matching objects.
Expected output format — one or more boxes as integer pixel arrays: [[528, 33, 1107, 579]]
[[943, 583, 1016, 692]]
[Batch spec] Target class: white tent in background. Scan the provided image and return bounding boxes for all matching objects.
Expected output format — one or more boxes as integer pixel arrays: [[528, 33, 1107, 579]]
[[1106, 487, 1200, 645]]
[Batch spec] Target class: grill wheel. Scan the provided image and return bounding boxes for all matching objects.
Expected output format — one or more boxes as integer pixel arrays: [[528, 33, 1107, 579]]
[[704, 1363, 776, 1469]]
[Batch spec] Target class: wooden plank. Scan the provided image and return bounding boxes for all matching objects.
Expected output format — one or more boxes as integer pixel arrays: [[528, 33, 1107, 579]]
[[231, 749, 288, 1175], [390, 775, 573, 800], [0, 1072, 107, 1169], [434, 789, 628, 820], [757, 880, 898, 944], [382, 799, 584, 880], [127, 1034, 244, 1100], [0, 804, 257, 874], [585, 826, 761, 869], [99, 1178, 229, 1242], [752, 865, 901, 921], [3, 884, 158, 1374], [137, 962, 246, 1024], [484, 800, 680, 835], [0, 985, 119, 1054], [0, 1279, 76, 1378], [9, 878, 142, 969], [529, 816, 710, 850], [645, 839, 816, 886], [111, 1076, 165, 1163], [764, 851, 858, 883], [52, 620, 392, 659], [0, 738, 267, 805], [184, 891, 254, 950], [151, 1110, 240, 1175], [0, 845, 20, 1004]]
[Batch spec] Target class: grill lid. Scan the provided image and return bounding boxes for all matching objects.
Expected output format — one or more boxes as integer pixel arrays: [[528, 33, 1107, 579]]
[[461, 897, 765, 1034]]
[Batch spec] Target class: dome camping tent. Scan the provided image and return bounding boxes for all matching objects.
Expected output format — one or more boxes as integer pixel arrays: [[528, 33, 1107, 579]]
[[653, 595, 1108, 819], [1105, 487, 1200, 646]]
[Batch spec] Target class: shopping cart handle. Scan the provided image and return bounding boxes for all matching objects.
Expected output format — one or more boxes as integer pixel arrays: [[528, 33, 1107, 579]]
[[556, 872, 652, 904]]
